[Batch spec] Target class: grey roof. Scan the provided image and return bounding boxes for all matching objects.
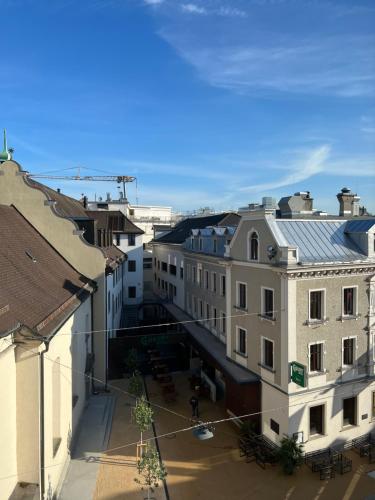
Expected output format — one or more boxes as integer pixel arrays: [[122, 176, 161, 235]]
[[154, 213, 240, 244], [274, 219, 371, 264], [345, 220, 375, 233]]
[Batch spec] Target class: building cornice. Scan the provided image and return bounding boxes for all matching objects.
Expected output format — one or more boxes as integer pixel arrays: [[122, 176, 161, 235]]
[[280, 266, 375, 280]]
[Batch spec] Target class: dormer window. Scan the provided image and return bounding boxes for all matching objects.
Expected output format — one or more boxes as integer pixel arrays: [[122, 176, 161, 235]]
[[250, 232, 259, 261]]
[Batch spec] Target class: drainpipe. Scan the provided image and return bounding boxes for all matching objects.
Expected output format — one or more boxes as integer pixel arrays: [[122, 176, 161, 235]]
[[39, 339, 50, 500]]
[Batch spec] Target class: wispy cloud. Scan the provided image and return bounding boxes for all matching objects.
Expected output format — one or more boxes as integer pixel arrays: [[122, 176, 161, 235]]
[[217, 6, 247, 18], [144, 0, 164, 5], [240, 145, 331, 192], [160, 31, 375, 97], [181, 3, 207, 15]]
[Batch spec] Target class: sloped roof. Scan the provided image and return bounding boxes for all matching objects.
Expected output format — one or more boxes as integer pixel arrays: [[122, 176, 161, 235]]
[[87, 210, 144, 234], [345, 220, 375, 233], [155, 213, 240, 244], [273, 219, 372, 264], [27, 179, 88, 219], [0, 205, 93, 337]]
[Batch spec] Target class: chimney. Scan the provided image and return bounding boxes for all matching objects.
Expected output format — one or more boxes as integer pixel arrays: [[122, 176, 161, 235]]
[[106, 192, 111, 202], [57, 188, 61, 193], [83, 195, 88, 209], [337, 187, 360, 217]]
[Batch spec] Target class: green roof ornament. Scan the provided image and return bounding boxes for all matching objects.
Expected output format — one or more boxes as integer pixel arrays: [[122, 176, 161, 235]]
[[0, 129, 12, 162]]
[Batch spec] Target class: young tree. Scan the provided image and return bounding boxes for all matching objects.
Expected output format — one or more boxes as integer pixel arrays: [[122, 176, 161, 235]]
[[128, 370, 144, 399], [277, 436, 304, 475], [133, 395, 153, 450], [124, 348, 138, 376], [135, 445, 167, 500]]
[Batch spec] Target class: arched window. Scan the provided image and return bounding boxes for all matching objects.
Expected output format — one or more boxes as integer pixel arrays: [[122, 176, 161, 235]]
[[250, 232, 259, 261]]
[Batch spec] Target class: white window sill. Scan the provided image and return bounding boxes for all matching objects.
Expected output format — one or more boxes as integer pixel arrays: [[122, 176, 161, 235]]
[[234, 305, 247, 312], [258, 363, 275, 374], [305, 318, 329, 326], [308, 433, 327, 441], [339, 314, 361, 322], [259, 314, 276, 324], [234, 350, 248, 359]]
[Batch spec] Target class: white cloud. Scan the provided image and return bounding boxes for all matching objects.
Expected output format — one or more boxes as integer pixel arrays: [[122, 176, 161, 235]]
[[181, 3, 207, 14], [160, 31, 375, 97], [144, 0, 164, 5], [240, 145, 331, 192], [217, 6, 247, 18]]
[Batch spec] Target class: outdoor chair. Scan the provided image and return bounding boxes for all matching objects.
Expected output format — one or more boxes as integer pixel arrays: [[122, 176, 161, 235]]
[[319, 464, 335, 480], [334, 455, 352, 475]]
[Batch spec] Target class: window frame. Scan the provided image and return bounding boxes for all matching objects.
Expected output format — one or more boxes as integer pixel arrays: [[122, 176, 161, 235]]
[[308, 341, 325, 373], [221, 311, 226, 335], [342, 286, 358, 318], [261, 286, 275, 320], [220, 274, 226, 297], [236, 326, 247, 356], [309, 403, 325, 437], [261, 336, 274, 370], [211, 272, 217, 293], [342, 396, 357, 427], [308, 288, 326, 322], [248, 230, 259, 262], [128, 260, 136, 272], [342, 336, 356, 367], [128, 233, 136, 246], [236, 281, 247, 310]]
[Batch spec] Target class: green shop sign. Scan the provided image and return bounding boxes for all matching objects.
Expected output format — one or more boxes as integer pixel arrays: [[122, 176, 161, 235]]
[[290, 361, 306, 388]]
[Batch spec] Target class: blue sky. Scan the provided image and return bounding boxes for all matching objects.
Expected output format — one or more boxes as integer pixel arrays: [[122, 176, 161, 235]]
[[1, 0, 374, 213]]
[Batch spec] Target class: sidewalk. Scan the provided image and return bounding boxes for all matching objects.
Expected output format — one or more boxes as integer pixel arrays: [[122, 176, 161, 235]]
[[93, 380, 167, 500], [59, 394, 115, 500]]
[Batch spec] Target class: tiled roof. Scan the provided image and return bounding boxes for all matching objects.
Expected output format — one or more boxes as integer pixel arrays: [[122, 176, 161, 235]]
[[0, 205, 93, 337], [155, 213, 240, 244], [87, 210, 144, 234], [272, 219, 373, 264], [27, 179, 88, 218]]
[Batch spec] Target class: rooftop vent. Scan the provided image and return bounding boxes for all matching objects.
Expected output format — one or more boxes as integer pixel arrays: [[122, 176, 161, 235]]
[[25, 250, 37, 263]]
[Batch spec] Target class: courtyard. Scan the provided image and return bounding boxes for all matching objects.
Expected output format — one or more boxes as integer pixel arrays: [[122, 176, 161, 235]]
[[93, 373, 375, 500]]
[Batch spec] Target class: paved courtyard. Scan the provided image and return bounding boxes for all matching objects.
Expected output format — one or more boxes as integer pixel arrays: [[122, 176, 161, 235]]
[[93, 373, 375, 500]]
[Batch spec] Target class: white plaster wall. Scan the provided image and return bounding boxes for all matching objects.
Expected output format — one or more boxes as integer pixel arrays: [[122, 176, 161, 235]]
[[106, 262, 125, 337], [43, 297, 92, 497], [288, 379, 375, 452], [0, 339, 18, 499], [261, 381, 289, 445], [152, 244, 185, 310], [115, 234, 143, 305]]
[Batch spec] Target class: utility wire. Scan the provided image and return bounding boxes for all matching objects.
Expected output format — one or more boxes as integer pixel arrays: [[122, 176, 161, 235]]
[[0, 368, 368, 482], [29, 308, 283, 338]]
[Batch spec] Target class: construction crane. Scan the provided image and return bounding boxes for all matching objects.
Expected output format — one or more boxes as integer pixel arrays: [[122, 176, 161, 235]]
[[26, 173, 136, 201]]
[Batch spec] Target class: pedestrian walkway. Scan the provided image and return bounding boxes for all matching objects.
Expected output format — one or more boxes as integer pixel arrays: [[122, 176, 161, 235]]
[[59, 394, 115, 500]]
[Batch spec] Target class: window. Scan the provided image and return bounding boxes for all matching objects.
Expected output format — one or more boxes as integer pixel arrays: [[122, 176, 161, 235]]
[[128, 234, 136, 246], [128, 260, 136, 272], [192, 266, 196, 283], [193, 296, 197, 315], [237, 327, 247, 355], [309, 343, 323, 372], [198, 268, 202, 287], [204, 270, 209, 289], [212, 272, 217, 293], [343, 338, 355, 366], [213, 308, 217, 329], [262, 288, 274, 319], [180, 266, 184, 279], [169, 264, 177, 275], [128, 286, 136, 298], [213, 239, 217, 253], [309, 290, 324, 320], [310, 404, 324, 436], [372, 392, 375, 419], [221, 312, 226, 334], [199, 238, 203, 251], [199, 300, 203, 318], [343, 287, 356, 316], [343, 397, 356, 426], [157, 260, 160, 270], [173, 285, 177, 297], [115, 234, 120, 246], [161, 261, 168, 272], [206, 303, 210, 324], [143, 258, 152, 269], [220, 275, 226, 297], [270, 419, 279, 435], [249, 232, 258, 261], [237, 282, 247, 309], [262, 338, 274, 369]]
